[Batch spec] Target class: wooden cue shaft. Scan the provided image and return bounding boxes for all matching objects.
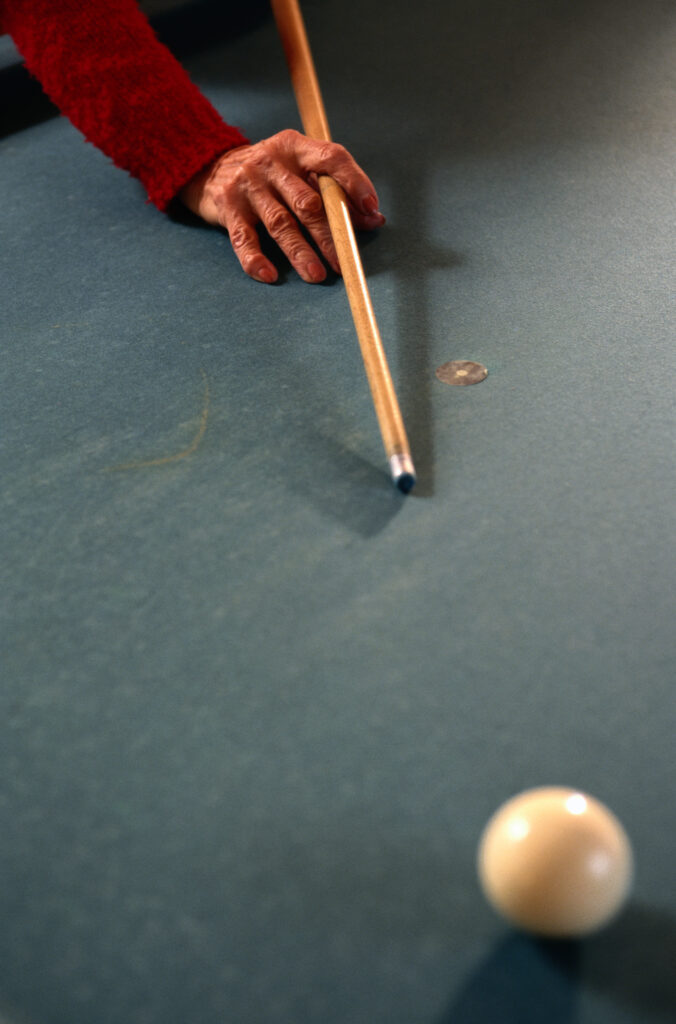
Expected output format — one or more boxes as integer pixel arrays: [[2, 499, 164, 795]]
[[270, 0, 416, 491]]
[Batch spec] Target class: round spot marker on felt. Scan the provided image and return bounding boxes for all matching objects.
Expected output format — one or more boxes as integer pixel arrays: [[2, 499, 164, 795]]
[[436, 360, 488, 386]]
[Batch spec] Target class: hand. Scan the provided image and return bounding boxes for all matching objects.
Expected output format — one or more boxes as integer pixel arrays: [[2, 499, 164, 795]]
[[178, 129, 385, 283]]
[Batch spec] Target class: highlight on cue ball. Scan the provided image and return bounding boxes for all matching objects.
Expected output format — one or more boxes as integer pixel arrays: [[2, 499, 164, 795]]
[[477, 787, 634, 938]]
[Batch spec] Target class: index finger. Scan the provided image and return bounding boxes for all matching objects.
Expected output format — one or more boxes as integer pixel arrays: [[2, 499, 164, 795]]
[[293, 137, 381, 217]]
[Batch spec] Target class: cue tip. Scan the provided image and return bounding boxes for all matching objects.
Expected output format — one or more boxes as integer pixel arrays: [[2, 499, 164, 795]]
[[389, 453, 416, 494]]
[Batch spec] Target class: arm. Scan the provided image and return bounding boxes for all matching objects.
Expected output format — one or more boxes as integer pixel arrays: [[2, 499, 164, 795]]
[[2, 0, 385, 282], [1, 0, 248, 209]]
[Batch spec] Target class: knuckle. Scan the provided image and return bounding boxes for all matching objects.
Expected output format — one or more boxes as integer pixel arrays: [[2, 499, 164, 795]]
[[319, 140, 347, 164], [294, 189, 323, 217], [278, 128, 301, 147], [231, 164, 249, 183], [266, 206, 295, 236], [318, 233, 336, 257], [219, 180, 241, 205], [246, 149, 270, 175], [228, 224, 253, 251], [233, 164, 262, 191], [317, 141, 337, 164]]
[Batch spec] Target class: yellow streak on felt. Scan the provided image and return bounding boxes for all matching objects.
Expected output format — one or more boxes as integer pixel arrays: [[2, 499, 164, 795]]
[[106, 370, 210, 472]]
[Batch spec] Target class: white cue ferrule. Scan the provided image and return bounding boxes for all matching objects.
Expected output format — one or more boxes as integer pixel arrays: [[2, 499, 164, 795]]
[[389, 453, 416, 493]]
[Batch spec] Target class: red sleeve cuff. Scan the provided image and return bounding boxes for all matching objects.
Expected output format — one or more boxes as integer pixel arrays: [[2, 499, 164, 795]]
[[2, 0, 250, 209]]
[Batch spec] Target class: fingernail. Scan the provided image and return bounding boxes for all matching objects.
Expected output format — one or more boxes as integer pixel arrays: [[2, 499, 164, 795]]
[[256, 267, 276, 284], [306, 261, 326, 283], [363, 194, 379, 215]]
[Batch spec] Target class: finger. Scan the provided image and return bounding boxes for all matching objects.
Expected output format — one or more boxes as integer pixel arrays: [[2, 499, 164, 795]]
[[255, 196, 327, 283], [224, 213, 278, 284], [345, 198, 387, 233], [294, 137, 382, 218], [302, 164, 384, 232], [270, 170, 341, 274]]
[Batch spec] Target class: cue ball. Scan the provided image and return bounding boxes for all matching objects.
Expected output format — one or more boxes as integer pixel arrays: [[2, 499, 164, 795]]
[[477, 787, 633, 937]]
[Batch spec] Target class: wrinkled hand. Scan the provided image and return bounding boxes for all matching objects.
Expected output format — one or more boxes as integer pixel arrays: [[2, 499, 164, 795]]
[[178, 129, 385, 283]]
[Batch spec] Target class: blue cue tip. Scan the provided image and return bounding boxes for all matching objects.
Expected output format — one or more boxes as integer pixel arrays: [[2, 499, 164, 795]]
[[389, 454, 416, 494]]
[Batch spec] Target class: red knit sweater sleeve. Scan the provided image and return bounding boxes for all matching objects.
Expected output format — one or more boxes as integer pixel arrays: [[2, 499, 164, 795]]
[[1, 0, 250, 209]]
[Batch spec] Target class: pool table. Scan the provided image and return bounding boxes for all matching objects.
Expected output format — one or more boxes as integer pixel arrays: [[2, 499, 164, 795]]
[[1, 1, 675, 1022]]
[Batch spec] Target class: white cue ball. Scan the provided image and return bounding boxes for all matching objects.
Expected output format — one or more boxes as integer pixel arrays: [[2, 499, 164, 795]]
[[477, 787, 633, 938]]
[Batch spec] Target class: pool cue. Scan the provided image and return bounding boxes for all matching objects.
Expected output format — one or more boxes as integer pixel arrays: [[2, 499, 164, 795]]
[[270, 0, 416, 493]]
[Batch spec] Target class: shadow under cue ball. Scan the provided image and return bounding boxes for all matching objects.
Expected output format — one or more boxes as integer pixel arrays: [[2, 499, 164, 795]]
[[477, 787, 634, 938]]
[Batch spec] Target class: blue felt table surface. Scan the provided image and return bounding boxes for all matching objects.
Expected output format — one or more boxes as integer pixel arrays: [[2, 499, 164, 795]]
[[1, 2, 675, 1023]]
